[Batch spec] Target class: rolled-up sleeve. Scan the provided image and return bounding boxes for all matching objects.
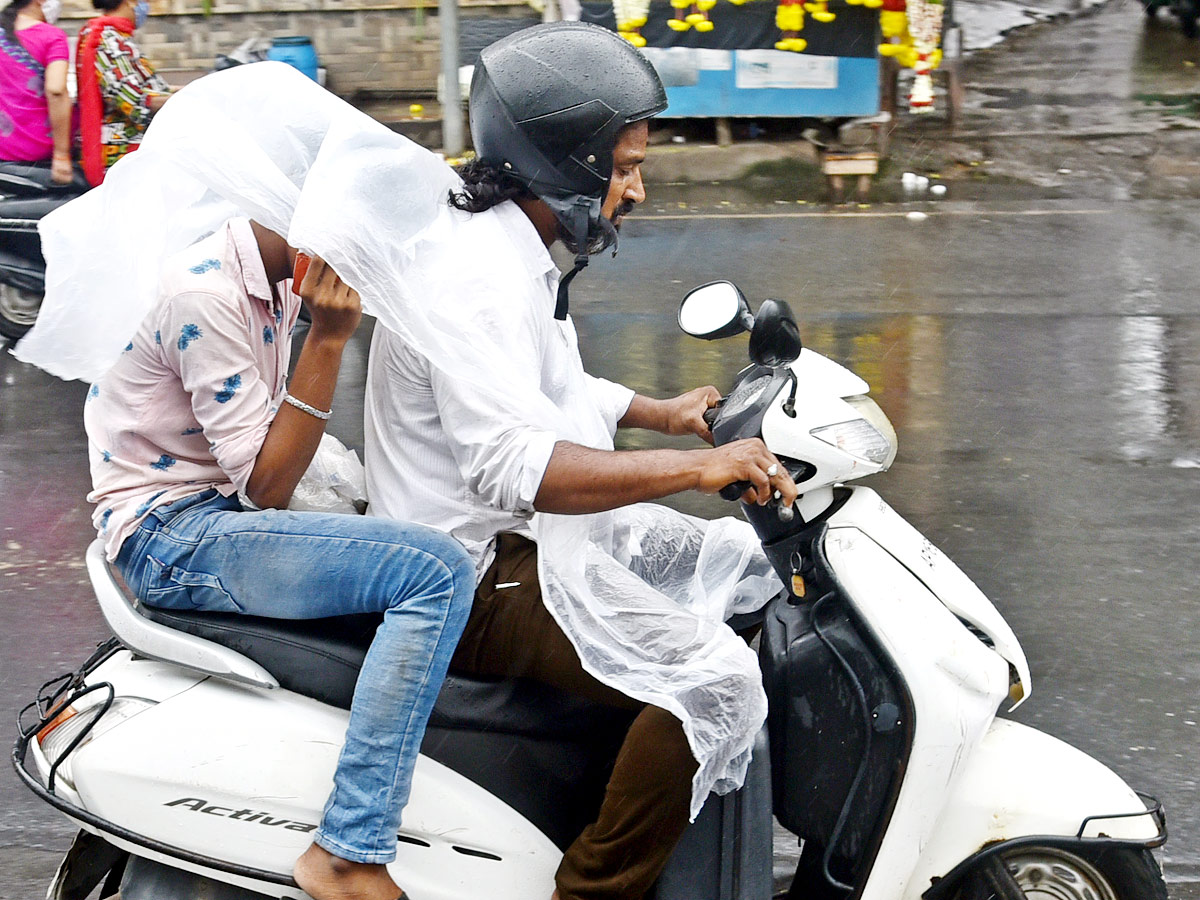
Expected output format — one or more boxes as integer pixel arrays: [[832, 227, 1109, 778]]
[[585, 374, 635, 437], [429, 353, 558, 515], [156, 291, 273, 493]]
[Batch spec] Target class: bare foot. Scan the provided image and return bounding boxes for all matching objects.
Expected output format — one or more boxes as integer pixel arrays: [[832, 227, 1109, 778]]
[[293, 843, 404, 900]]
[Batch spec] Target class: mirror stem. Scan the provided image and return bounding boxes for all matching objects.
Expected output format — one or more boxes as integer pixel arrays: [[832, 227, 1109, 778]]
[[781, 369, 799, 418]]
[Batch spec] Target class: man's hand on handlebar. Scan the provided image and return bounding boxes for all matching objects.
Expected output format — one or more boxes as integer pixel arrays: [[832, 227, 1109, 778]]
[[661, 385, 721, 444], [696, 438, 799, 507]]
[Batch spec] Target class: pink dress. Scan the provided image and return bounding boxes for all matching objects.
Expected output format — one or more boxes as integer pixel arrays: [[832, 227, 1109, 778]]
[[0, 21, 69, 161]]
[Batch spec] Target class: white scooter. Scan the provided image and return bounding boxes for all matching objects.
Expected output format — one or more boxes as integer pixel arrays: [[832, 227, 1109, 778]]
[[14, 281, 1167, 900]]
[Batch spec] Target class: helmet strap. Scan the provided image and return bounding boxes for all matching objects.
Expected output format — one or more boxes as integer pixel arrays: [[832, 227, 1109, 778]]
[[554, 197, 593, 321]]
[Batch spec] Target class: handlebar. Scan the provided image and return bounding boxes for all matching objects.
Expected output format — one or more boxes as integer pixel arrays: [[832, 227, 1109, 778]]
[[719, 481, 753, 502], [706, 401, 759, 501], [705, 399, 793, 519]]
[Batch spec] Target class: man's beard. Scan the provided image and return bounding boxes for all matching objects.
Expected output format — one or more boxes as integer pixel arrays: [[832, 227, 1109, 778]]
[[556, 200, 635, 256]]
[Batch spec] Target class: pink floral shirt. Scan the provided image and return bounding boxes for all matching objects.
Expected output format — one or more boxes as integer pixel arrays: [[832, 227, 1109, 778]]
[[85, 219, 301, 560]]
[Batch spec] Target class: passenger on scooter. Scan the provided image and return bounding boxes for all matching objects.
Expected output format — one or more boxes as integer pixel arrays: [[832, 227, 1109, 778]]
[[0, 0, 73, 183], [84, 217, 476, 900], [364, 23, 799, 900], [75, 0, 172, 185]]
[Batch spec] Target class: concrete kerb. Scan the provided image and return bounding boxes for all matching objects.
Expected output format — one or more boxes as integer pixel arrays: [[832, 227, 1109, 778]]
[[639, 138, 822, 186]]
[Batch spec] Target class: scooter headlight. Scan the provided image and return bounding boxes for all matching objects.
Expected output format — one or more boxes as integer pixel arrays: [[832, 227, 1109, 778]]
[[810, 395, 898, 468]]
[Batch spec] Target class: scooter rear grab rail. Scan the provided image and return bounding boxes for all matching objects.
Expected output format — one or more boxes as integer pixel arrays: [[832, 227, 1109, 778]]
[[84, 540, 279, 689]]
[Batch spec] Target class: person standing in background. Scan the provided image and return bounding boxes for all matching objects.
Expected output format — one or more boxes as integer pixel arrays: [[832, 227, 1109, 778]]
[[75, 0, 171, 185], [0, 0, 73, 183]]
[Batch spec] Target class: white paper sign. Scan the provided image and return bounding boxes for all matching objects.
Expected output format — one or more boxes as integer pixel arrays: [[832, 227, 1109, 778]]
[[734, 50, 838, 89], [696, 49, 733, 71], [641, 47, 700, 87]]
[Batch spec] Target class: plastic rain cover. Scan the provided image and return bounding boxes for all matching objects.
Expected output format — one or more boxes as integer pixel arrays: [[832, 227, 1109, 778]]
[[14, 62, 778, 816]]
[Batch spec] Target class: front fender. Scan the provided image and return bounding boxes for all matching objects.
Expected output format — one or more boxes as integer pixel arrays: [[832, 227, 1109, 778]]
[[904, 719, 1164, 900], [0, 248, 44, 293]]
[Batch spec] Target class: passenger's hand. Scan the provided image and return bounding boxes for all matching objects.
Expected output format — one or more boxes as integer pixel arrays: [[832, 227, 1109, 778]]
[[50, 154, 73, 185], [147, 90, 172, 113], [296, 255, 362, 344], [661, 385, 721, 444], [695, 438, 799, 507]]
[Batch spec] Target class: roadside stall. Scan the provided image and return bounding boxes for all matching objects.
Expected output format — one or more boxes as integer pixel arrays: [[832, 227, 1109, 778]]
[[581, 0, 884, 120], [578, 0, 952, 196]]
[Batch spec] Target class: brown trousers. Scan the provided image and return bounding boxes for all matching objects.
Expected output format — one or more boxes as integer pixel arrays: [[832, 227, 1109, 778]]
[[448, 533, 698, 900]]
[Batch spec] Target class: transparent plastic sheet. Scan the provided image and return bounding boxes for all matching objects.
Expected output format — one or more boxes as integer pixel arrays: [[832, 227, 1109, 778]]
[[287, 433, 368, 515], [13, 62, 778, 816]]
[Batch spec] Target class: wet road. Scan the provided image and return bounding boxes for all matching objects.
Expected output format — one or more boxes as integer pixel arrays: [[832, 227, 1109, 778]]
[[596, 197, 1200, 893], [1, 191, 1197, 896]]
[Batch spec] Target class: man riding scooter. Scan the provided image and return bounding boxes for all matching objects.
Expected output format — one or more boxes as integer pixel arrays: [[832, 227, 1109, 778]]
[[365, 23, 798, 900]]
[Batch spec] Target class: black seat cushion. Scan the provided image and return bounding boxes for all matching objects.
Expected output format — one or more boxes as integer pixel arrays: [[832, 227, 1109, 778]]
[[0, 159, 89, 195], [138, 605, 626, 739]]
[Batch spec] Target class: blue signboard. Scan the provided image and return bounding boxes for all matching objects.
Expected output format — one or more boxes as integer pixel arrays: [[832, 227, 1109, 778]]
[[644, 48, 879, 117], [583, 1, 881, 118]]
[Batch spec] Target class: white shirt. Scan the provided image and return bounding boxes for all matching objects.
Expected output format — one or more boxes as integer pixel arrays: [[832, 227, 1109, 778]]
[[364, 201, 635, 575]]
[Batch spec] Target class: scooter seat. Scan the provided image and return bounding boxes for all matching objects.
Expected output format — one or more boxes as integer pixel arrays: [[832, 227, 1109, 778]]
[[0, 159, 89, 195], [137, 605, 621, 740], [0, 192, 79, 219]]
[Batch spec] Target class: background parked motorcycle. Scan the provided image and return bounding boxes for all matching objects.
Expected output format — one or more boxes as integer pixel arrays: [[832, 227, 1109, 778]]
[[0, 162, 88, 341], [1142, 0, 1200, 38]]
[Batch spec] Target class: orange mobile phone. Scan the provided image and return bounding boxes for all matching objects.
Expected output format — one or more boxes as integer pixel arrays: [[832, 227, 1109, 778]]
[[293, 252, 312, 287]]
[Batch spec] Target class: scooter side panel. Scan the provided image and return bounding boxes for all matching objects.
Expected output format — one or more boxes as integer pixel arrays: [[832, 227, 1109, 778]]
[[68, 676, 560, 900], [903, 718, 1161, 899], [820, 525, 1011, 900]]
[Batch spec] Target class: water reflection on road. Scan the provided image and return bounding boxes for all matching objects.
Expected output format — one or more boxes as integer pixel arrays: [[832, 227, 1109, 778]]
[[575, 198, 1200, 881]]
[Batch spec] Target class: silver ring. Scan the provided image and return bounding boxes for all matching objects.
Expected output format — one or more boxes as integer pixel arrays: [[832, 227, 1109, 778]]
[[766, 464, 778, 477]]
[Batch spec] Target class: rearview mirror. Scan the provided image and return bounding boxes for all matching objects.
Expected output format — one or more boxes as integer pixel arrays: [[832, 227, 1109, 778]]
[[678, 281, 754, 340]]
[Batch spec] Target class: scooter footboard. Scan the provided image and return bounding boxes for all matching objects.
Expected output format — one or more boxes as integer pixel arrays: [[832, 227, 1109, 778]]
[[905, 718, 1166, 900]]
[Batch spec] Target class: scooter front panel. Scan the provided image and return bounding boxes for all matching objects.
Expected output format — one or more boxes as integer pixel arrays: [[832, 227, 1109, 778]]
[[821, 510, 1011, 900], [905, 718, 1163, 899], [830, 488, 1031, 703]]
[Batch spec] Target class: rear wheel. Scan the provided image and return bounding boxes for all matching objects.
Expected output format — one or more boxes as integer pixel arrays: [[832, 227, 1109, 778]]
[[956, 846, 1167, 900], [0, 281, 41, 340]]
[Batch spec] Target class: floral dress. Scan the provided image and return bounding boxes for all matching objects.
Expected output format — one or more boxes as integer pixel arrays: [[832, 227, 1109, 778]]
[[77, 21, 169, 171]]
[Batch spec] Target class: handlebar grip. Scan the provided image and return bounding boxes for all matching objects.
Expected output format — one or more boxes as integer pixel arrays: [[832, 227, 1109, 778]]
[[719, 481, 752, 502]]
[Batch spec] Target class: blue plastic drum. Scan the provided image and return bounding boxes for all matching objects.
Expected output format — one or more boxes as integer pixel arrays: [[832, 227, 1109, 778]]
[[266, 36, 319, 81]]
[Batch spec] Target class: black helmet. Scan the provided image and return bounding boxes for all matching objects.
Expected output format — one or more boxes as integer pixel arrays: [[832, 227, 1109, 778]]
[[470, 22, 667, 315]]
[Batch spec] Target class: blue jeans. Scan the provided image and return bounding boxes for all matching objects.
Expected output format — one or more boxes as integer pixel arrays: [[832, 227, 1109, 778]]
[[115, 489, 475, 864]]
